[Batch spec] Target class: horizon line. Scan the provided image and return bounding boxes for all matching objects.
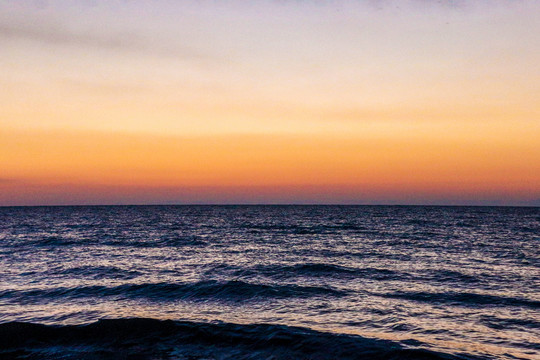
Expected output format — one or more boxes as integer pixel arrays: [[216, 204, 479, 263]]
[[1, 203, 538, 208]]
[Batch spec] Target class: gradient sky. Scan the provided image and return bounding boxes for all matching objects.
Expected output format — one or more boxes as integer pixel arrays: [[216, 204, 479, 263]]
[[1, 0, 539, 205]]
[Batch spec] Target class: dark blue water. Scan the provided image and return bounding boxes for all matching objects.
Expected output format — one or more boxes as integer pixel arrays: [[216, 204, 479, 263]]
[[0, 206, 538, 359]]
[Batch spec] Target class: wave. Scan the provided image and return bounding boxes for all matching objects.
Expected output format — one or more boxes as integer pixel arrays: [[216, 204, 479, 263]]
[[381, 291, 540, 309], [479, 315, 540, 330], [245, 223, 370, 234], [232, 263, 484, 285], [0, 280, 346, 303], [427, 270, 481, 284], [5, 233, 209, 248], [103, 235, 208, 247], [238, 263, 403, 280], [56, 265, 142, 280], [0, 318, 489, 360], [15, 235, 81, 247]]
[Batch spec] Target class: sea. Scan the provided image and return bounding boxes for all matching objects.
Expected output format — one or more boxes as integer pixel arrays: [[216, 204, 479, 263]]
[[0, 205, 538, 359]]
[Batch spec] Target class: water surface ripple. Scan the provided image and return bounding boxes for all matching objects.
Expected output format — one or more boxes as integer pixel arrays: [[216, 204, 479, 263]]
[[0, 205, 538, 359]]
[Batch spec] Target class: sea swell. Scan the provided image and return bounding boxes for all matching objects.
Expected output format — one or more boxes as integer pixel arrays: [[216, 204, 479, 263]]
[[0, 318, 489, 360], [234, 263, 404, 281], [380, 291, 540, 309], [0, 280, 346, 303]]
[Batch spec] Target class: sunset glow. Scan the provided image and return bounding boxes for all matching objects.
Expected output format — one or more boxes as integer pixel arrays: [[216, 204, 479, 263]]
[[1, 0, 539, 205]]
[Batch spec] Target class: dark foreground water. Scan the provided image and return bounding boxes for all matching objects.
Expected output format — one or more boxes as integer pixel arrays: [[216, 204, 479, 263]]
[[0, 205, 538, 359]]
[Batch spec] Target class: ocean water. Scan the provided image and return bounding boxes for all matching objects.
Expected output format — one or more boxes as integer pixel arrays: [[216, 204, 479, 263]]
[[0, 205, 538, 359]]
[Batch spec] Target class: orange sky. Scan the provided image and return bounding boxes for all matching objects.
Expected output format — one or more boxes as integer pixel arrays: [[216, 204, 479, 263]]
[[1, 1, 539, 205]]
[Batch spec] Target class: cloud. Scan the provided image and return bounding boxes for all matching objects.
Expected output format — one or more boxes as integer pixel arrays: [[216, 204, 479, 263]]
[[0, 21, 138, 50], [0, 18, 213, 63]]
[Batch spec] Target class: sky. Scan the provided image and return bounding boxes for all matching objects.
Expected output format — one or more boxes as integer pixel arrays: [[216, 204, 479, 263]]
[[0, 0, 539, 206]]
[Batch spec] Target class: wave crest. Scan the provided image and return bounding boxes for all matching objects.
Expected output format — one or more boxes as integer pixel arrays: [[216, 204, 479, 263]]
[[0, 318, 486, 360], [0, 280, 346, 303]]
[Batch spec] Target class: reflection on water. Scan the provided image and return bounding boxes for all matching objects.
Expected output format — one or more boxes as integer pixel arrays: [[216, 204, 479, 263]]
[[0, 205, 538, 359]]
